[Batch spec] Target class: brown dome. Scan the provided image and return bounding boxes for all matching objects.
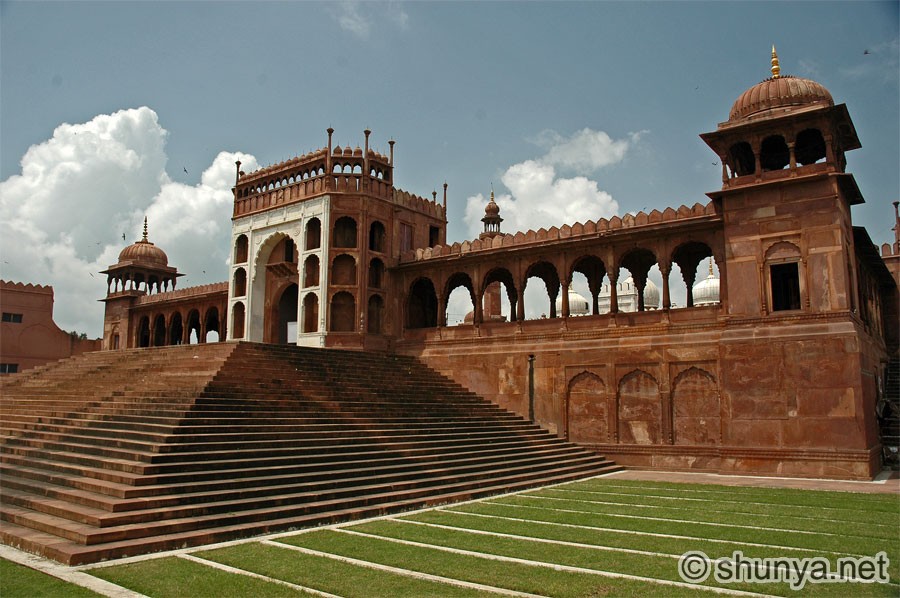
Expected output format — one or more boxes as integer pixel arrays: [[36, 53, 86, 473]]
[[118, 239, 169, 267], [484, 199, 500, 217], [117, 218, 168, 267], [729, 75, 833, 121]]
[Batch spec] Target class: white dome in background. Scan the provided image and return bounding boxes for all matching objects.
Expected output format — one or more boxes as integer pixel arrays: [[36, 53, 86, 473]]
[[556, 289, 590, 316], [693, 263, 720, 305], [640, 277, 660, 309]]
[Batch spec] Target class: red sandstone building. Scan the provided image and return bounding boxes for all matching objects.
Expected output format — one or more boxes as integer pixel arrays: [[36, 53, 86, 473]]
[[101, 50, 898, 479], [0, 281, 100, 373]]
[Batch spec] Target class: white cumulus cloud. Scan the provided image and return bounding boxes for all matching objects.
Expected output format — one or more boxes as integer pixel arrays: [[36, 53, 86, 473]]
[[463, 128, 642, 237], [0, 107, 257, 338]]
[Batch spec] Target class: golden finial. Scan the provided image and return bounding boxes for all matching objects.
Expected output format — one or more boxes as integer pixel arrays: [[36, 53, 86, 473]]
[[771, 44, 781, 79], [142, 216, 149, 242]]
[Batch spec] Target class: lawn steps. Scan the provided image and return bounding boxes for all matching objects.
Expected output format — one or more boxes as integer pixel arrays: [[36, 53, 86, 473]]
[[0, 341, 621, 564]]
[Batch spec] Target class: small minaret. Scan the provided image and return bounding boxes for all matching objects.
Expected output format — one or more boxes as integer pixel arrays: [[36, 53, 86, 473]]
[[480, 188, 503, 239], [479, 188, 504, 321]]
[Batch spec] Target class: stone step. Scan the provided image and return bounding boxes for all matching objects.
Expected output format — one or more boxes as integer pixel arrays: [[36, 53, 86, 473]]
[[0, 445, 595, 507], [1, 451, 609, 525], [1, 458, 617, 548]]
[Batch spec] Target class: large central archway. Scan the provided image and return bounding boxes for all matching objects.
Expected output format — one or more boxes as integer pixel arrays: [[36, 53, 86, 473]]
[[248, 231, 300, 343]]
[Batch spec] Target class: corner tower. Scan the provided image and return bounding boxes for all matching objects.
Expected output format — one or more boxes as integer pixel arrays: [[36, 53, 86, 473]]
[[700, 48, 891, 477], [700, 46, 862, 317]]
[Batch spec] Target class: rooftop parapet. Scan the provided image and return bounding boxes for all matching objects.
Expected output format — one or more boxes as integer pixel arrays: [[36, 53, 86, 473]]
[[400, 201, 717, 263], [232, 129, 443, 220], [0, 280, 54, 295]]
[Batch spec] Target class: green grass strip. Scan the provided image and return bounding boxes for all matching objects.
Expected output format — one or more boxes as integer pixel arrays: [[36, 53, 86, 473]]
[[533, 487, 899, 531], [405, 509, 843, 564], [0, 558, 102, 598], [194, 541, 488, 598], [277, 528, 732, 597], [564, 479, 899, 514], [515, 493, 897, 540], [89, 555, 307, 597]]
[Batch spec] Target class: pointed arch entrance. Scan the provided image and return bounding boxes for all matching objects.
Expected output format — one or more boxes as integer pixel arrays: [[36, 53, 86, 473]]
[[248, 231, 300, 343]]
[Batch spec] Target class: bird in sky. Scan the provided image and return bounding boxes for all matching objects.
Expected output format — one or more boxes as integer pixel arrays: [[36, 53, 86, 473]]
[[122, 233, 126, 241], [183, 167, 189, 174], [864, 49, 870, 55]]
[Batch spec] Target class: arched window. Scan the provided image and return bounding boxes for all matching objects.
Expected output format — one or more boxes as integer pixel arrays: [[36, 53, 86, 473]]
[[569, 255, 606, 315], [305, 218, 321, 251], [232, 302, 246, 339], [482, 267, 518, 322], [523, 261, 561, 319], [760, 135, 789, 171], [169, 312, 184, 345], [331, 254, 356, 286], [233, 267, 247, 296], [152, 314, 166, 346], [620, 248, 658, 312], [369, 221, 386, 252], [445, 272, 476, 326], [333, 216, 357, 248], [330, 291, 356, 332], [234, 234, 249, 263], [671, 241, 713, 308], [137, 316, 150, 348], [368, 258, 384, 289], [204, 307, 220, 342], [302, 293, 319, 333], [186, 310, 201, 344], [728, 141, 755, 176], [367, 294, 384, 334], [795, 129, 826, 166], [406, 278, 438, 329], [303, 255, 320, 288]]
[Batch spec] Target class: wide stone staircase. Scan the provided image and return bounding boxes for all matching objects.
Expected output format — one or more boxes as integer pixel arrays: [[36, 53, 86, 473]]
[[0, 342, 620, 564]]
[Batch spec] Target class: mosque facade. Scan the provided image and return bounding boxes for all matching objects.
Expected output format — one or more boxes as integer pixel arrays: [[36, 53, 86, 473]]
[[100, 50, 899, 479]]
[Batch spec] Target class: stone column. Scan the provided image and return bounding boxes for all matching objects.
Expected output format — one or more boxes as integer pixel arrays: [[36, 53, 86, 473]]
[[661, 262, 671, 310], [609, 268, 619, 315]]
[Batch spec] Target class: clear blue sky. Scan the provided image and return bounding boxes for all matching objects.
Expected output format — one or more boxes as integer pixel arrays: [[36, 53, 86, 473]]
[[1, 1, 897, 335]]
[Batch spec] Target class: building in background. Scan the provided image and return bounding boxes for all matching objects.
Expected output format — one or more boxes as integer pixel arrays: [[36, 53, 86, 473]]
[[0, 281, 100, 373]]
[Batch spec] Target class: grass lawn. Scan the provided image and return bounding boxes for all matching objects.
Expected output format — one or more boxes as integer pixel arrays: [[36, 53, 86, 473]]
[[0, 558, 102, 598], [11, 476, 899, 597]]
